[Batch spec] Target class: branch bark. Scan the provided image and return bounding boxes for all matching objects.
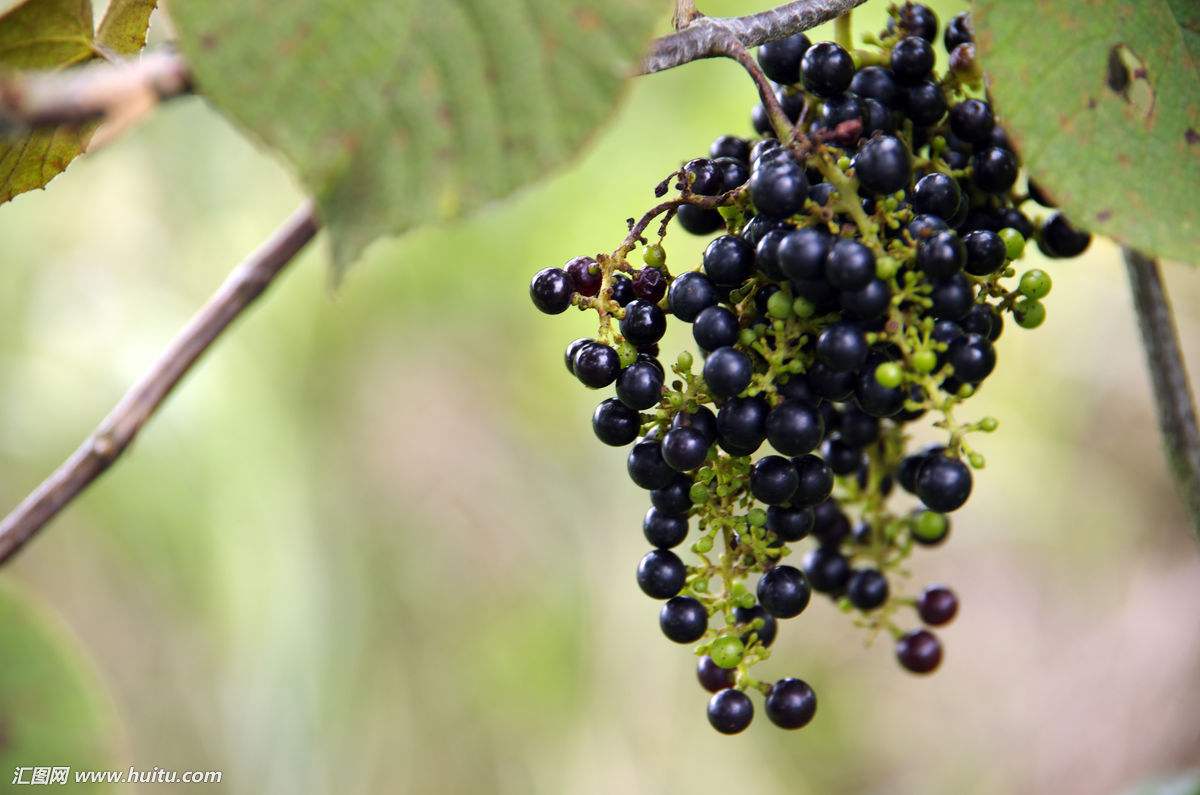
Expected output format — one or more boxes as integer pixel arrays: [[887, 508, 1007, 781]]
[[0, 202, 318, 564], [0, 50, 190, 129], [640, 0, 868, 74], [1124, 248, 1200, 543]]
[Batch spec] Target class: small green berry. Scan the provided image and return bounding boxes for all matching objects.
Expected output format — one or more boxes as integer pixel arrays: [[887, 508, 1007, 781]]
[[689, 482, 710, 504], [912, 349, 938, 374], [837, 155, 852, 170], [709, 635, 745, 669], [747, 508, 767, 527], [998, 227, 1025, 260], [912, 510, 948, 542], [875, 361, 903, 389], [739, 328, 757, 346], [968, 452, 986, 469], [792, 296, 816, 318], [979, 416, 999, 432], [876, 256, 898, 280], [767, 290, 793, 320], [1019, 269, 1051, 299], [694, 535, 713, 553], [617, 341, 637, 367], [956, 383, 974, 399], [643, 243, 666, 268], [676, 351, 694, 371], [1014, 297, 1046, 329], [692, 577, 709, 593]]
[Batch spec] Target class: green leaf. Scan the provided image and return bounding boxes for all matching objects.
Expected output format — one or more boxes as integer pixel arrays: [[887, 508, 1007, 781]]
[[0, 582, 120, 788], [95, 0, 156, 55], [168, 0, 663, 276], [974, 0, 1200, 265], [0, 0, 156, 204]]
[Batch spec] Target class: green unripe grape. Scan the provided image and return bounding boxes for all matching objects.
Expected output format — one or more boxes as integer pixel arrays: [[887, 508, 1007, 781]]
[[999, 227, 1025, 260], [956, 383, 974, 399], [676, 351, 694, 371], [876, 256, 899, 280], [912, 510, 949, 542], [912, 349, 938, 374], [792, 296, 816, 318], [692, 577, 708, 593], [875, 361, 903, 389], [767, 290, 793, 320], [747, 508, 767, 527], [1019, 269, 1051, 299], [689, 482, 710, 504], [643, 243, 666, 268], [617, 341, 637, 367], [837, 155, 852, 170], [739, 328, 757, 346], [694, 535, 713, 554], [735, 591, 756, 610], [979, 416, 999, 432], [1014, 297, 1046, 329], [968, 452, 986, 469], [709, 635, 745, 669]]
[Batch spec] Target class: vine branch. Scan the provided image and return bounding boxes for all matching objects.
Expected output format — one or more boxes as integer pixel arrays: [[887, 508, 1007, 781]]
[[640, 0, 867, 74], [0, 50, 190, 131], [0, 202, 318, 564], [1123, 248, 1200, 543]]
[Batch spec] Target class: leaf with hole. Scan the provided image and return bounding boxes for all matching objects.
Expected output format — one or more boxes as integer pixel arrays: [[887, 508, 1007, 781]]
[[167, 0, 663, 277], [0, 0, 157, 204], [974, 0, 1200, 265]]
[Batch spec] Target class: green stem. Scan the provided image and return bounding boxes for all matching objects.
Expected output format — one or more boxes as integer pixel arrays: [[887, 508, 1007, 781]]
[[812, 153, 881, 251], [835, 11, 853, 51]]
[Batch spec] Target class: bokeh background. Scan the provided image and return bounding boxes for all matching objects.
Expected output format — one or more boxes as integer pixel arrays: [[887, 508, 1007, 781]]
[[1, 0, 1198, 792]]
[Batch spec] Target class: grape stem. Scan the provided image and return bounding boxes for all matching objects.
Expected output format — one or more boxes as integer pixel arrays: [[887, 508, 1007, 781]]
[[1124, 248, 1200, 543], [613, 189, 741, 260], [726, 39, 795, 141], [834, 10, 853, 50]]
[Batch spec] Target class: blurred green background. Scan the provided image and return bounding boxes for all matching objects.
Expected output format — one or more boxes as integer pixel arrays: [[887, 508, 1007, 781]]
[[1, 1, 1198, 792]]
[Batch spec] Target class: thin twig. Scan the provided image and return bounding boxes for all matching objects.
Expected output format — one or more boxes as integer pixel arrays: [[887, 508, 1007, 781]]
[[0, 50, 190, 130], [615, 189, 740, 258], [1123, 248, 1200, 542], [0, 202, 319, 564], [640, 0, 867, 74], [726, 39, 795, 140]]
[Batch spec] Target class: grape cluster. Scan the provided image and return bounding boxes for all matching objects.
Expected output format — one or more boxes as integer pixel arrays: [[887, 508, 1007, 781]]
[[529, 4, 1090, 735]]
